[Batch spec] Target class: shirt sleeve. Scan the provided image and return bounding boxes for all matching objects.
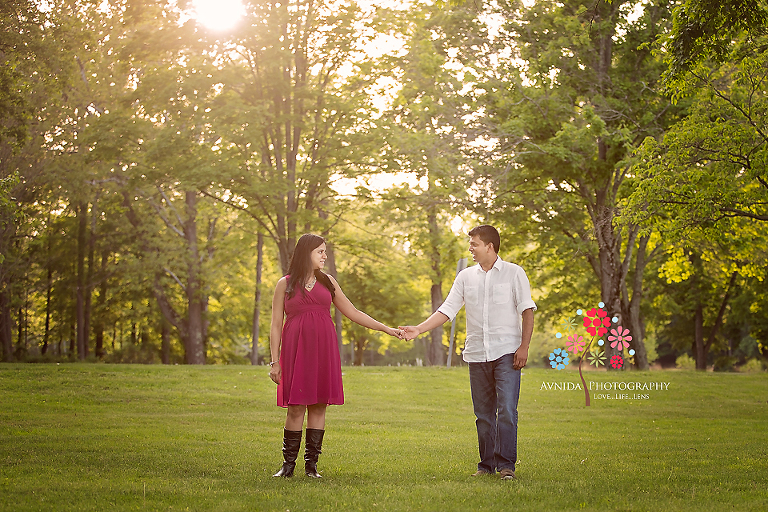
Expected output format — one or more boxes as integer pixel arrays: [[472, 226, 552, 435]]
[[436, 271, 466, 321], [513, 268, 537, 315]]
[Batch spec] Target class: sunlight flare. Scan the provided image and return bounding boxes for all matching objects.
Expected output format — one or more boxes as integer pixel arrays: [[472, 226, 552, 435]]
[[192, 0, 245, 31]]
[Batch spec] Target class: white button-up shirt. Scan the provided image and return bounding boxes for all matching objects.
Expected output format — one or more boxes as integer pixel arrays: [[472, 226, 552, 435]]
[[437, 256, 537, 363]]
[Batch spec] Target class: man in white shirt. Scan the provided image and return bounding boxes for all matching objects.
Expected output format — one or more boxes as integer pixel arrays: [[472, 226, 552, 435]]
[[400, 225, 536, 480]]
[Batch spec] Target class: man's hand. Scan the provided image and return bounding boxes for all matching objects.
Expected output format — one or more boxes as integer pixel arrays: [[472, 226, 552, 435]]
[[513, 347, 528, 370], [398, 325, 420, 341]]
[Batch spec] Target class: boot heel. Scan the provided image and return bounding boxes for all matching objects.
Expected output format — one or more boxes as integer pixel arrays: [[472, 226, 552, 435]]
[[273, 462, 295, 478]]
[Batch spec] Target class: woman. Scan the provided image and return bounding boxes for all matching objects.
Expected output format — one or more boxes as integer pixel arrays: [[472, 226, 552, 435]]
[[269, 233, 402, 478]]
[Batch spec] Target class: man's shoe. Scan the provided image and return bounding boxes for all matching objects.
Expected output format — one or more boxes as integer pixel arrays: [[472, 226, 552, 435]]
[[471, 469, 491, 477], [499, 468, 515, 480]]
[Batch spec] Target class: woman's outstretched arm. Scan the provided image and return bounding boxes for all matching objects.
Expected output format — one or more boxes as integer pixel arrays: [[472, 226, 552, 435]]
[[327, 275, 402, 338]]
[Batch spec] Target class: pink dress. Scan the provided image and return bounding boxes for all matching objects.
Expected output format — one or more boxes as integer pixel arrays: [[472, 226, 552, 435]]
[[277, 278, 344, 407]]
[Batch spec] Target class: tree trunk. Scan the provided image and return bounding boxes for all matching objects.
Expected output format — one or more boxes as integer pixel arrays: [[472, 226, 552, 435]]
[[427, 206, 445, 366], [161, 318, 170, 364], [595, 211, 625, 366], [0, 288, 12, 362], [68, 319, 75, 357], [42, 264, 52, 356], [184, 191, 205, 364], [140, 328, 149, 350], [251, 233, 264, 365], [354, 337, 365, 366], [83, 227, 94, 359], [76, 202, 87, 360], [94, 250, 108, 359], [706, 272, 738, 353], [693, 271, 738, 370], [694, 303, 706, 370], [626, 235, 650, 370], [323, 240, 345, 363], [429, 283, 445, 365], [83, 197, 98, 359], [16, 305, 22, 358], [152, 271, 188, 360]]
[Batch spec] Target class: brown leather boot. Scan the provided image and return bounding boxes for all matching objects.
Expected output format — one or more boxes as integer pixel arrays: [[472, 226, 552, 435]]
[[304, 428, 325, 478], [273, 428, 302, 477]]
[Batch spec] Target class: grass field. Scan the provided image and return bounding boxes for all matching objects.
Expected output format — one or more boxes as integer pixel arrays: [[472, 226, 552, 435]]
[[1, 364, 767, 511]]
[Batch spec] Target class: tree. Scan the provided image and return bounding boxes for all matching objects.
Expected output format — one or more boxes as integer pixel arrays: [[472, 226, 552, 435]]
[[0, 0, 84, 361], [628, 40, 768, 233], [0, 0, 49, 148], [464, 0, 680, 369], [377, 5, 472, 366], [665, 0, 768, 80], [330, 215, 424, 365], [209, 0, 384, 274]]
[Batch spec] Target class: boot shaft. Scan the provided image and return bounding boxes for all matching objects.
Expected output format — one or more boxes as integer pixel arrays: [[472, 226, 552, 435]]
[[282, 428, 302, 459], [304, 428, 325, 478], [304, 428, 324, 461], [273, 428, 302, 478]]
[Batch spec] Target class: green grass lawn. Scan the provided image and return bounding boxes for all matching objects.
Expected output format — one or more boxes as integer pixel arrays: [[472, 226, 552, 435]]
[[1, 364, 767, 511]]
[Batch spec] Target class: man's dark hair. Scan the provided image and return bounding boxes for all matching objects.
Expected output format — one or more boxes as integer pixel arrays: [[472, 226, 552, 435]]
[[468, 225, 501, 253]]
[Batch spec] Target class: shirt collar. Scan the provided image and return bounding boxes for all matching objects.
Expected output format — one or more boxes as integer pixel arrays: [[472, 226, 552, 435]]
[[476, 255, 503, 273]]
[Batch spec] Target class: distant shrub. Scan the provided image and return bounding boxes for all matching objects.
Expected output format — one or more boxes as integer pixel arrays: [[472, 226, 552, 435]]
[[675, 353, 696, 370], [713, 356, 736, 372], [105, 344, 160, 364], [738, 358, 766, 373]]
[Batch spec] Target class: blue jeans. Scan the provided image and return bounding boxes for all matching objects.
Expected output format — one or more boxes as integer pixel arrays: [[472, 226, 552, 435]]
[[468, 352, 521, 473]]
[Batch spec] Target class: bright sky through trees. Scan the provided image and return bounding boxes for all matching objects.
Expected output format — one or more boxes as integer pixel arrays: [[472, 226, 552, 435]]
[[192, 0, 245, 31]]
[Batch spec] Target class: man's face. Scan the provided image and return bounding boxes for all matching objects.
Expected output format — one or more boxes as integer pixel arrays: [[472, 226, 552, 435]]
[[469, 235, 492, 262]]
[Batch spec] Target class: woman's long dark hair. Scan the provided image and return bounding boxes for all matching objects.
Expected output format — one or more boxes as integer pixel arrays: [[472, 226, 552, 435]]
[[285, 234, 336, 300]]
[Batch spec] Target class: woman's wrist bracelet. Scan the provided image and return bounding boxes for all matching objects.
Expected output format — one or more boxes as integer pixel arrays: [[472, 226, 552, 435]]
[[269, 361, 277, 366]]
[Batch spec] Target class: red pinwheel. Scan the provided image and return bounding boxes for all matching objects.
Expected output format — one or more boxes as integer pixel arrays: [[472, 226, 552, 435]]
[[583, 307, 611, 337]]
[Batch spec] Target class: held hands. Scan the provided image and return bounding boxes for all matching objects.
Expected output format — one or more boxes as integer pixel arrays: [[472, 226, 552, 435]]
[[398, 325, 420, 341], [384, 326, 406, 339]]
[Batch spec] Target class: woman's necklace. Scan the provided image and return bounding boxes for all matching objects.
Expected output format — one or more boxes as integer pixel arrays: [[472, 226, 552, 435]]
[[305, 276, 317, 290]]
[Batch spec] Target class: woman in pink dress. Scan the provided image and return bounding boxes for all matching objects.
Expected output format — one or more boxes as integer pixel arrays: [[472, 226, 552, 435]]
[[268, 234, 402, 478]]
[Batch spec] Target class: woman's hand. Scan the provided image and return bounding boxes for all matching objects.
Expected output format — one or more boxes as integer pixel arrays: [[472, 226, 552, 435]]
[[269, 362, 281, 384], [384, 326, 405, 339]]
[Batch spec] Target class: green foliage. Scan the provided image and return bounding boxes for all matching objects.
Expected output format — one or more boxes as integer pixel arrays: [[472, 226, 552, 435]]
[[629, 42, 768, 237], [665, 0, 768, 81], [0, 173, 20, 264], [675, 353, 696, 369], [208, 0, 387, 272], [462, 0, 681, 369], [6, 0, 768, 371], [739, 357, 766, 372]]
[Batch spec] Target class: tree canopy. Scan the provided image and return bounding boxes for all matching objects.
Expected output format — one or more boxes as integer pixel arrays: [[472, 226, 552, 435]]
[[1, 0, 766, 372]]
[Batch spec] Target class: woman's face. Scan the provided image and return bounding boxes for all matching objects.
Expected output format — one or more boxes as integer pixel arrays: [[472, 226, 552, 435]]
[[310, 243, 327, 270]]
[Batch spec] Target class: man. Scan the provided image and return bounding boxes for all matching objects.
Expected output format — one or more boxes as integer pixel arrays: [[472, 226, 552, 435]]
[[400, 225, 535, 480]]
